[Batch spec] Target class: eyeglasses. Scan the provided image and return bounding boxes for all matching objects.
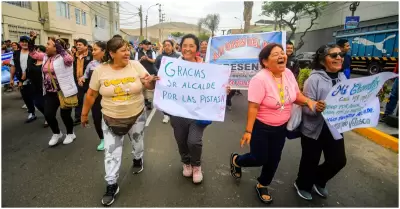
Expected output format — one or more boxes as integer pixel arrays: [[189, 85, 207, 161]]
[[326, 52, 346, 58]]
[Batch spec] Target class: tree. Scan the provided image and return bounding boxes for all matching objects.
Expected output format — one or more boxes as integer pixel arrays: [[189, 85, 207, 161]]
[[198, 32, 210, 41], [261, 2, 328, 50], [243, 1, 254, 33], [170, 32, 185, 38], [197, 18, 205, 35], [200, 14, 220, 37]]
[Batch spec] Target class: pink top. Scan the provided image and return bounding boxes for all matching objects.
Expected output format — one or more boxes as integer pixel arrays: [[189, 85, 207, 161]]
[[29, 50, 73, 92], [248, 68, 300, 126]]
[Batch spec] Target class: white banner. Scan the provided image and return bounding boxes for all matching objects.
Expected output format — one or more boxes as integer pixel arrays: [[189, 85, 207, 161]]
[[322, 72, 397, 134], [154, 57, 231, 122]]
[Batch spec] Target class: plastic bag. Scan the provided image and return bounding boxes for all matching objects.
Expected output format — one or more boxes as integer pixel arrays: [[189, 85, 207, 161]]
[[287, 104, 302, 131]]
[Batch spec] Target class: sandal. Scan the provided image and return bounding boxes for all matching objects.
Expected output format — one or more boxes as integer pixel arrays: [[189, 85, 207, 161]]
[[230, 153, 242, 179], [255, 184, 273, 204]]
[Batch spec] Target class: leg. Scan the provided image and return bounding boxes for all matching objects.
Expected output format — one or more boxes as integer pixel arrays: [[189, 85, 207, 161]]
[[187, 122, 206, 166], [20, 84, 35, 115], [44, 93, 61, 134], [103, 119, 125, 185], [226, 90, 236, 107], [170, 116, 191, 165], [315, 128, 347, 188], [128, 110, 147, 160], [385, 78, 398, 115], [33, 90, 45, 116], [295, 135, 323, 192], [92, 96, 104, 139], [60, 108, 74, 134], [74, 86, 85, 120]]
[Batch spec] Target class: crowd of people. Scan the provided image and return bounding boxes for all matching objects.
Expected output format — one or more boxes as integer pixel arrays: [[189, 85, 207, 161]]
[[3, 31, 381, 206]]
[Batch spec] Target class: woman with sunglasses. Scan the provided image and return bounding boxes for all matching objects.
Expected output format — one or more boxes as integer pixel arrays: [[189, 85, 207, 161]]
[[294, 44, 347, 201]]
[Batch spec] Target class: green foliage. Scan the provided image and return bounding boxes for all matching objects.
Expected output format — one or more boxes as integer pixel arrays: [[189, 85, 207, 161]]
[[297, 68, 312, 91], [198, 32, 210, 41], [170, 32, 185, 38], [199, 14, 220, 37], [378, 81, 392, 103]]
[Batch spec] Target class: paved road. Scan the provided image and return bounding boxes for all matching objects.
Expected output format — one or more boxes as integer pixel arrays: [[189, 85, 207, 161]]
[[2, 90, 398, 207]]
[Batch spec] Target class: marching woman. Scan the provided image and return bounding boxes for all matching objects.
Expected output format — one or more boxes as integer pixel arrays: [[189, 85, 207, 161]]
[[294, 44, 347, 201], [81, 36, 158, 206], [28, 31, 77, 146], [229, 43, 324, 203], [78, 41, 106, 151], [169, 34, 230, 184]]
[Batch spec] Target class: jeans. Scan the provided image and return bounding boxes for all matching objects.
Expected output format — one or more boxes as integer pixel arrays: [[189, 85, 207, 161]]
[[20, 83, 44, 116], [235, 119, 287, 186], [385, 78, 398, 115], [74, 85, 86, 120]]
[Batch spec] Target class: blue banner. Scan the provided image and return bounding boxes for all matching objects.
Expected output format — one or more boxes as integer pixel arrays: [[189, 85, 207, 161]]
[[2, 52, 16, 85], [345, 16, 360, 29], [205, 32, 286, 89]]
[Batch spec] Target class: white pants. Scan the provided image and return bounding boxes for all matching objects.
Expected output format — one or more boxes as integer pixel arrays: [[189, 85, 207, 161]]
[[103, 110, 146, 185]]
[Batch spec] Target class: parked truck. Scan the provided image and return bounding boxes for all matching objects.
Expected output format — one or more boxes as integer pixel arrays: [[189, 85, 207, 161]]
[[333, 21, 398, 75]]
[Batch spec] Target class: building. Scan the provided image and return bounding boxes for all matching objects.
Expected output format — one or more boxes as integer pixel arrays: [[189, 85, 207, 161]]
[[1, 1, 120, 46], [295, 1, 399, 53]]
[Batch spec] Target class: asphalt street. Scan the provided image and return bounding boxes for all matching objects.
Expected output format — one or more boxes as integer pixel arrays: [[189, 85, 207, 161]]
[[1, 90, 398, 207]]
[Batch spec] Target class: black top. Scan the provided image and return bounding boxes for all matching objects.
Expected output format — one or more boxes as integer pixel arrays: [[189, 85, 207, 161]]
[[326, 71, 339, 86], [27, 60, 43, 93]]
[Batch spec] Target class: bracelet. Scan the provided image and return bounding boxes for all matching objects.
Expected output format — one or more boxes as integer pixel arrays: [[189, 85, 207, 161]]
[[245, 130, 252, 134], [304, 99, 309, 106]]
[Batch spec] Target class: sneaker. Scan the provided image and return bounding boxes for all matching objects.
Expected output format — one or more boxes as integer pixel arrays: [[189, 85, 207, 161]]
[[73, 118, 81, 126], [21, 104, 27, 109], [294, 182, 312, 200], [132, 158, 143, 174], [380, 114, 388, 123], [227, 105, 232, 111], [101, 183, 119, 206], [63, 133, 76, 145], [43, 121, 49, 128], [49, 132, 63, 146], [162, 115, 170, 123], [182, 164, 192, 177], [146, 102, 152, 110], [313, 184, 328, 198], [97, 139, 105, 151], [192, 166, 203, 184], [25, 113, 37, 123]]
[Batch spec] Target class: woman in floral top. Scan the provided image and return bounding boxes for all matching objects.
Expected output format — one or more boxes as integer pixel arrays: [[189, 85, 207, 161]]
[[28, 31, 78, 147]]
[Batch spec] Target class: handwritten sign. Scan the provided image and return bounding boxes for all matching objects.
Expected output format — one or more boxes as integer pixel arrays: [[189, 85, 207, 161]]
[[322, 72, 397, 134], [153, 57, 231, 122], [205, 32, 286, 89]]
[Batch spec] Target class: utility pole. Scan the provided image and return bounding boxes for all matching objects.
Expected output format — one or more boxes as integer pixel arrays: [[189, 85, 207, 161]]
[[158, 4, 162, 42], [349, 2, 360, 16], [139, 5, 143, 38], [145, 14, 148, 39]]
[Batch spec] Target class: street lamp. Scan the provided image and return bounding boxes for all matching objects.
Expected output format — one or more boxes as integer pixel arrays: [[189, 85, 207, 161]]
[[145, 3, 160, 40], [234, 17, 243, 30]]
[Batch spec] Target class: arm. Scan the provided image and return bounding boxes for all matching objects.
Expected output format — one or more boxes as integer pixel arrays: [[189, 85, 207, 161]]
[[81, 88, 99, 126], [146, 52, 156, 63], [61, 53, 73, 67], [300, 77, 318, 116], [245, 102, 260, 133], [28, 36, 45, 61], [134, 52, 139, 61]]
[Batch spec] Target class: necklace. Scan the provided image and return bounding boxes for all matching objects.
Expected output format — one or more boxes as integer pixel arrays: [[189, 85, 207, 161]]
[[271, 72, 285, 112]]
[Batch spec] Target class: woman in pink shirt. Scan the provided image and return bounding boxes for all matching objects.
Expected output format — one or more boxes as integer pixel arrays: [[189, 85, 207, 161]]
[[229, 43, 325, 204]]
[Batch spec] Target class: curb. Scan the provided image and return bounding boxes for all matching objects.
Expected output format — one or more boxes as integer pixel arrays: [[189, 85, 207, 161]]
[[353, 128, 399, 153]]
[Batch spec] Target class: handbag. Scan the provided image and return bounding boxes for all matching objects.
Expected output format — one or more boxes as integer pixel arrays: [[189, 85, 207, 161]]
[[286, 104, 302, 140], [103, 109, 144, 136], [46, 59, 78, 109]]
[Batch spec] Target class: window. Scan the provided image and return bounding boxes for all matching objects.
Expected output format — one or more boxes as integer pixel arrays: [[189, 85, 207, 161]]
[[81, 11, 87, 25], [95, 15, 106, 29], [56, 2, 70, 19], [5, 1, 32, 9], [114, 2, 118, 13], [115, 21, 118, 31], [8, 25, 40, 43], [75, 8, 81, 24]]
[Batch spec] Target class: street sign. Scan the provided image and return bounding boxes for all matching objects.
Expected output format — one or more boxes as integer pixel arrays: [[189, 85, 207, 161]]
[[345, 16, 360, 29]]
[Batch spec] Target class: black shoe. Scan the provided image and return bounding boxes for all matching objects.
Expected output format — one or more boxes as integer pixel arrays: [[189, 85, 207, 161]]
[[146, 103, 152, 110], [132, 158, 143, 174], [73, 118, 81, 126], [101, 184, 119, 206], [380, 114, 388, 123]]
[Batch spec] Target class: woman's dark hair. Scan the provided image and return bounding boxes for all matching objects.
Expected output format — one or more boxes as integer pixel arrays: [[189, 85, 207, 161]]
[[336, 39, 348, 48], [36, 45, 46, 53], [94, 41, 107, 51], [200, 40, 208, 45], [76, 38, 88, 46], [163, 40, 174, 46], [72, 46, 77, 50], [11, 42, 20, 50], [103, 36, 129, 63], [258, 43, 284, 68], [180, 34, 200, 52], [48, 36, 68, 50], [312, 44, 340, 70]]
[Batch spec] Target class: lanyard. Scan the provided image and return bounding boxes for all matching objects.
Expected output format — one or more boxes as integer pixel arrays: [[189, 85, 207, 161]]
[[270, 71, 285, 111]]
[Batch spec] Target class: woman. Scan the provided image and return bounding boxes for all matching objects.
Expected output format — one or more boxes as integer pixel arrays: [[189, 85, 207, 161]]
[[71, 46, 77, 56], [229, 43, 325, 203], [294, 44, 347, 201], [169, 34, 230, 184], [11, 42, 20, 51], [199, 40, 208, 60], [29, 31, 77, 146], [81, 36, 158, 206], [155, 39, 180, 124], [78, 41, 106, 151]]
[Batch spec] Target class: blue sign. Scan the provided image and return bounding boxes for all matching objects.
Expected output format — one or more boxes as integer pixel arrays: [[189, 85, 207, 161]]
[[345, 16, 360, 29]]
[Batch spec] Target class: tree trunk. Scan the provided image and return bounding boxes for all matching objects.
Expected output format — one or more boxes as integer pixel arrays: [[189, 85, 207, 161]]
[[243, 1, 254, 33]]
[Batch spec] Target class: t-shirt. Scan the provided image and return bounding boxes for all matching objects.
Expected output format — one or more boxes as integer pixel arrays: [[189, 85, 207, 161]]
[[248, 68, 300, 126], [89, 60, 149, 118], [10, 51, 29, 85]]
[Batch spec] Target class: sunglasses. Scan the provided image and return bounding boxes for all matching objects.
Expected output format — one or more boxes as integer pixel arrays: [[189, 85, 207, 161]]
[[326, 52, 346, 58]]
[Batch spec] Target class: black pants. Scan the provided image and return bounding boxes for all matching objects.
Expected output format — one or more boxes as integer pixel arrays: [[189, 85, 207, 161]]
[[91, 95, 103, 139], [74, 85, 86, 120], [44, 92, 74, 134], [227, 90, 236, 107], [20, 83, 44, 116], [236, 119, 287, 186], [295, 123, 347, 192]]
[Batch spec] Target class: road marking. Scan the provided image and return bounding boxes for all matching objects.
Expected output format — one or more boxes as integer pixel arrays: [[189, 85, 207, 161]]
[[145, 108, 157, 127]]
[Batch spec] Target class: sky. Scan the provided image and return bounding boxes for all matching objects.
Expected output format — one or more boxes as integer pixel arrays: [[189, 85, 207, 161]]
[[119, 1, 272, 35]]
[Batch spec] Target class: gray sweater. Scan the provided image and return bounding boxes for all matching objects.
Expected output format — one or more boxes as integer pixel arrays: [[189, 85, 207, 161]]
[[301, 70, 347, 140]]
